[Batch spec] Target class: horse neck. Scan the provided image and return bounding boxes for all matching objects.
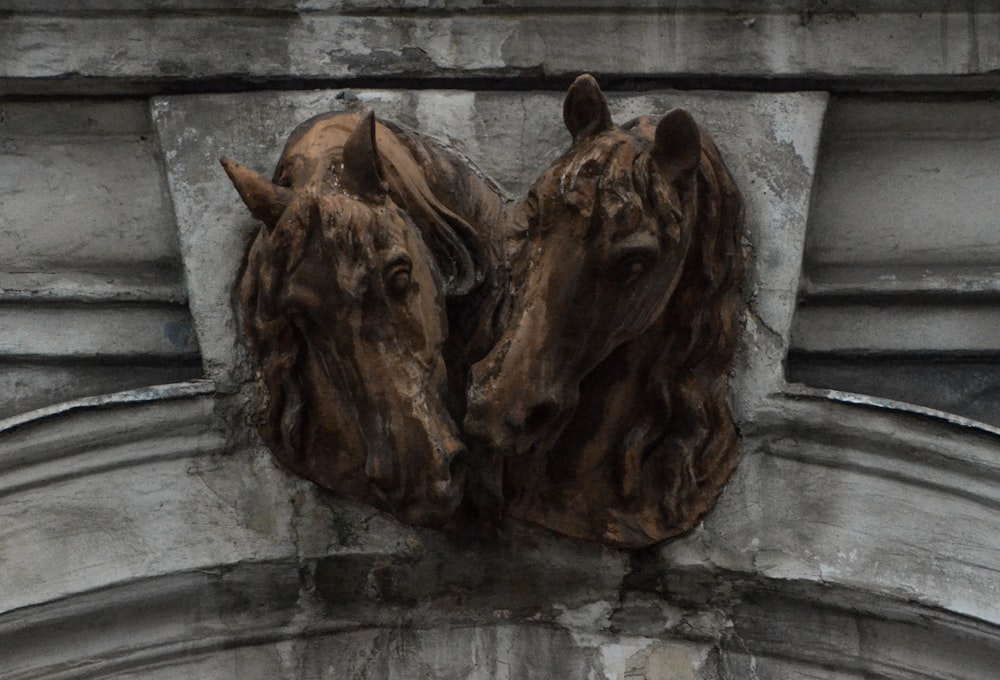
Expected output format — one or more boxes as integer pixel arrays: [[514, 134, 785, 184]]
[[544, 326, 663, 487], [385, 123, 515, 241]]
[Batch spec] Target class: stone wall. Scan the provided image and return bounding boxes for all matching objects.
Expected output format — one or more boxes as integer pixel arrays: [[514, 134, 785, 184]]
[[3, 3, 1000, 679]]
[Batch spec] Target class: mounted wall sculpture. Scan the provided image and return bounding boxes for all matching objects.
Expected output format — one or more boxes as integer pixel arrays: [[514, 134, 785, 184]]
[[223, 75, 746, 548]]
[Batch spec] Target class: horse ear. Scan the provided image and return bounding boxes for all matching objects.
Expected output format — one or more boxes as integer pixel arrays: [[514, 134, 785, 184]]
[[221, 157, 291, 228], [652, 109, 702, 178], [342, 110, 388, 200], [563, 74, 613, 143]]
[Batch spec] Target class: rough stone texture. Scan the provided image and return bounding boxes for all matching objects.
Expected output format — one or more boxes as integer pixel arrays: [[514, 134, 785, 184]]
[[0, 98, 202, 418], [806, 99, 1000, 268], [4, 5, 1000, 94], [0, 100, 179, 270], [790, 97, 1000, 422], [5, 4, 1000, 678]]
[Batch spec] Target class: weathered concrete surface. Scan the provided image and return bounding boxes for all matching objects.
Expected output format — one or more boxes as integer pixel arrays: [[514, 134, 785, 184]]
[[0, 98, 202, 417], [807, 99, 1000, 269], [0, 363, 202, 419], [0, 305, 198, 359], [791, 303, 1000, 353], [3, 6, 1000, 93], [790, 98, 1000, 421], [6, 77, 1000, 679], [0, 99, 180, 271], [661, 393, 1000, 626]]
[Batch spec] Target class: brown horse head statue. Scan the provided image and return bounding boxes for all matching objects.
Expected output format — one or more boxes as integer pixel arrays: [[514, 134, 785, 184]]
[[223, 81, 744, 546], [225, 111, 475, 527], [465, 75, 746, 547]]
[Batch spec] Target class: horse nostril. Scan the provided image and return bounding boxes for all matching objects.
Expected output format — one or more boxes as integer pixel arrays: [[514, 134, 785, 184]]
[[448, 445, 468, 482], [365, 445, 397, 492], [523, 400, 560, 434], [428, 444, 466, 504], [464, 392, 489, 425]]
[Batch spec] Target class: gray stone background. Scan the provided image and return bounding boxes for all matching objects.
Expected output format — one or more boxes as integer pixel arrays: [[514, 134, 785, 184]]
[[3, 2, 1000, 678]]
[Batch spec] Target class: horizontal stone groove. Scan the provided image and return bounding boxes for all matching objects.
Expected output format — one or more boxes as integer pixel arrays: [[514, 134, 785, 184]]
[[789, 302, 1000, 354], [38, 85, 1000, 106], [757, 391, 1000, 485], [0, 271, 187, 304], [788, 348, 1000, 360], [788, 349, 1000, 360], [802, 264, 1000, 299], [784, 353, 1000, 428], [0, 380, 215, 446], [7, 75, 1000, 100], [3, 2, 985, 16], [0, 303, 200, 360], [3, 12, 998, 85]]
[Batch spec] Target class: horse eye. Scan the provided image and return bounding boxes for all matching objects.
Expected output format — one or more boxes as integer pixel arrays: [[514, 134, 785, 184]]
[[614, 252, 655, 285], [385, 259, 412, 297]]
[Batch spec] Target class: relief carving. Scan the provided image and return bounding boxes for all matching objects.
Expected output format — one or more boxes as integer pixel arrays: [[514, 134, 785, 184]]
[[223, 75, 746, 547]]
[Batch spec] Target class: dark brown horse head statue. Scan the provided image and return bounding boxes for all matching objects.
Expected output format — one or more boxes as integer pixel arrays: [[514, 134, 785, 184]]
[[223, 81, 744, 546], [225, 111, 468, 527], [465, 75, 746, 546], [466, 75, 705, 454]]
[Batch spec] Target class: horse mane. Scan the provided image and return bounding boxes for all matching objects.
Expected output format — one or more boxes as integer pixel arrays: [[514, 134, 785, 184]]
[[374, 119, 512, 401], [641, 129, 746, 536], [363, 119, 497, 298], [238, 194, 386, 480], [239, 218, 306, 471]]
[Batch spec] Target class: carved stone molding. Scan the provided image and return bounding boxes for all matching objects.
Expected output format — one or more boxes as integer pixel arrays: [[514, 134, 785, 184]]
[[223, 76, 745, 547]]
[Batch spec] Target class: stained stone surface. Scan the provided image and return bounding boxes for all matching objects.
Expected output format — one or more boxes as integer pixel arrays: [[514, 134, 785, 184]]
[[0, 99, 202, 418], [4, 4, 1000, 95], [790, 97, 1000, 423], [143, 87, 1000, 679], [5, 4, 1000, 678]]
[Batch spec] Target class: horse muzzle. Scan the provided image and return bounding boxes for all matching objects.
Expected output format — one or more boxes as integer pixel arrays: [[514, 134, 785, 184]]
[[367, 435, 467, 528]]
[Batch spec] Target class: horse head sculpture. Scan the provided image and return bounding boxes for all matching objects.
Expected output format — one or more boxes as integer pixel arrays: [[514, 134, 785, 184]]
[[224, 79, 745, 546], [225, 112, 475, 527], [465, 75, 746, 546]]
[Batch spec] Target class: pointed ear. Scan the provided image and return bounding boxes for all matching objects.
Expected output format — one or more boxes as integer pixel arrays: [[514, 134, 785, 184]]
[[341, 110, 388, 200], [652, 109, 701, 179], [221, 157, 292, 228], [563, 74, 613, 143]]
